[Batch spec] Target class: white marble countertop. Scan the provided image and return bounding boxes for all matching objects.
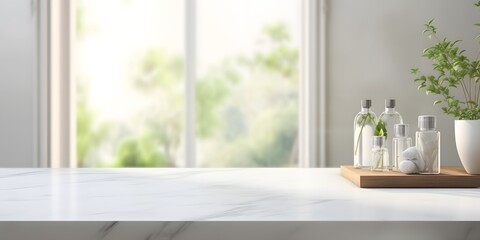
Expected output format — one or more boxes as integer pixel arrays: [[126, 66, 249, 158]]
[[1, 168, 479, 221]]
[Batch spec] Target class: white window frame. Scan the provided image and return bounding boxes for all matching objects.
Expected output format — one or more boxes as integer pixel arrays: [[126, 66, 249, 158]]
[[42, 0, 326, 168], [34, 0, 50, 167], [299, 0, 327, 167], [184, 0, 197, 167], [39, 0, 76, 168]]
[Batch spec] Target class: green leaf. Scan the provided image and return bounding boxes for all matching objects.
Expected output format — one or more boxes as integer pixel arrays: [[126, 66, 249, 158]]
[[433, 100, 442, 105], [374, 119, 388, 138], [426, 85, 436, 94], [452, 40, 462, 46]]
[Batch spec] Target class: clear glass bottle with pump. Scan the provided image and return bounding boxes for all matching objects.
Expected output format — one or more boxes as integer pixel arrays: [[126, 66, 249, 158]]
[[371, 136, 389, 171], [392, 124, 412, 171], [354, 100, 377, 169], [379, 99, 403, 170], [416, 115, 441, 174]]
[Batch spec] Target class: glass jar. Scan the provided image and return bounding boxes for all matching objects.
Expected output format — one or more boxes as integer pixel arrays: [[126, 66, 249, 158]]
[[416, 115, 441, 174], [392, 124, 412, 171], [371, 136, 389, 171]]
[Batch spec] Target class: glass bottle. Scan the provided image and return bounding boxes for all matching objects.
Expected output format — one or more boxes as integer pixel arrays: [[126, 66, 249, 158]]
[[392, 124, 412, 171], [379, 99, 403, 170], [416, 115, 441, 174], [354, 99, 377, 169], [371, 136, 389, 171]]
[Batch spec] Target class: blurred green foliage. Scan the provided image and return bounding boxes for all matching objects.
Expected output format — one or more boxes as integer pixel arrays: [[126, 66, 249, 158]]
[[250, 23, 299, 80], [113, 132, 171, 167], [196, 61, 240, 138], [76, 16, 298, 167], [200, 22, 299, 167], [114, 49, 184, 167], [76, 82, 110, 167]]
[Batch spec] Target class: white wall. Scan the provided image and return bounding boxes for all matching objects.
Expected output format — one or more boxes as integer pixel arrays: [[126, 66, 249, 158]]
[[326, 0, 478, 166], [0, 0, 37, 167]]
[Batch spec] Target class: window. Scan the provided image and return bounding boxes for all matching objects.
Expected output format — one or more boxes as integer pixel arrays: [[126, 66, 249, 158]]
[[48, 0, 323, 168]]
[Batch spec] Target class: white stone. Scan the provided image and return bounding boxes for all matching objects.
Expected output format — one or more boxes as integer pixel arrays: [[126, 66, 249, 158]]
[[411, 158, 426, 172], [399, 160, 418, 174], [402, 146, 420, 160], [401, 146, 426, 171]]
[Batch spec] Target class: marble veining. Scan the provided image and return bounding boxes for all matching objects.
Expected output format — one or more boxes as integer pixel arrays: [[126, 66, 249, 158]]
[[1, 168, 480, 221]]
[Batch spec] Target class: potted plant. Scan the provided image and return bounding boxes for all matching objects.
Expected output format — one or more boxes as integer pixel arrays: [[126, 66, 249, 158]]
[[411, 1, 480, 174]]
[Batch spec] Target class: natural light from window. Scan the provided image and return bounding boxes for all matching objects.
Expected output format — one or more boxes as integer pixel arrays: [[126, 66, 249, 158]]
[[75, 0, 300, 167]]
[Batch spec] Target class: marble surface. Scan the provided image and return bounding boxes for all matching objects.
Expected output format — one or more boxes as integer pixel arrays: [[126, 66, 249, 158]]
[[2, 222, 480, 240], [1, 168, 480, 221]]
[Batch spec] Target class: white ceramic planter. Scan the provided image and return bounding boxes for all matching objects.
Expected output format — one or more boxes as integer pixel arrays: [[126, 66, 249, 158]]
[[455, 120, 480, 174]]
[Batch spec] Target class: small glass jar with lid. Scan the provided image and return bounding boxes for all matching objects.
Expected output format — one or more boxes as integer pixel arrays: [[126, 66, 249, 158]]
[[392, 124, 413, 171], [371, 136, 389, 171], [416, 115, 441, 174]]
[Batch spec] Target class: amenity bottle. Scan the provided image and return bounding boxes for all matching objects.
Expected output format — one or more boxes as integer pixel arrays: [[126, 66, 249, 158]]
[[379, 99, 403, 170], [416, 115, 441, 174], [354, 100, 377, 169]]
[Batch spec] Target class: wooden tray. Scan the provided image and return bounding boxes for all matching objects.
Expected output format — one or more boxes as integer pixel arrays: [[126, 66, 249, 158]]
[[341, 165, 480, 188]]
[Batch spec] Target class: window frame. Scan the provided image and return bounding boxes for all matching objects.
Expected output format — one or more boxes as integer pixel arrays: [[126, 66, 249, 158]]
[[42, 0, 326, 168], [299, 0, 327, 168], [185, 0, 196, 167], [34, 0, 50, 167]]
